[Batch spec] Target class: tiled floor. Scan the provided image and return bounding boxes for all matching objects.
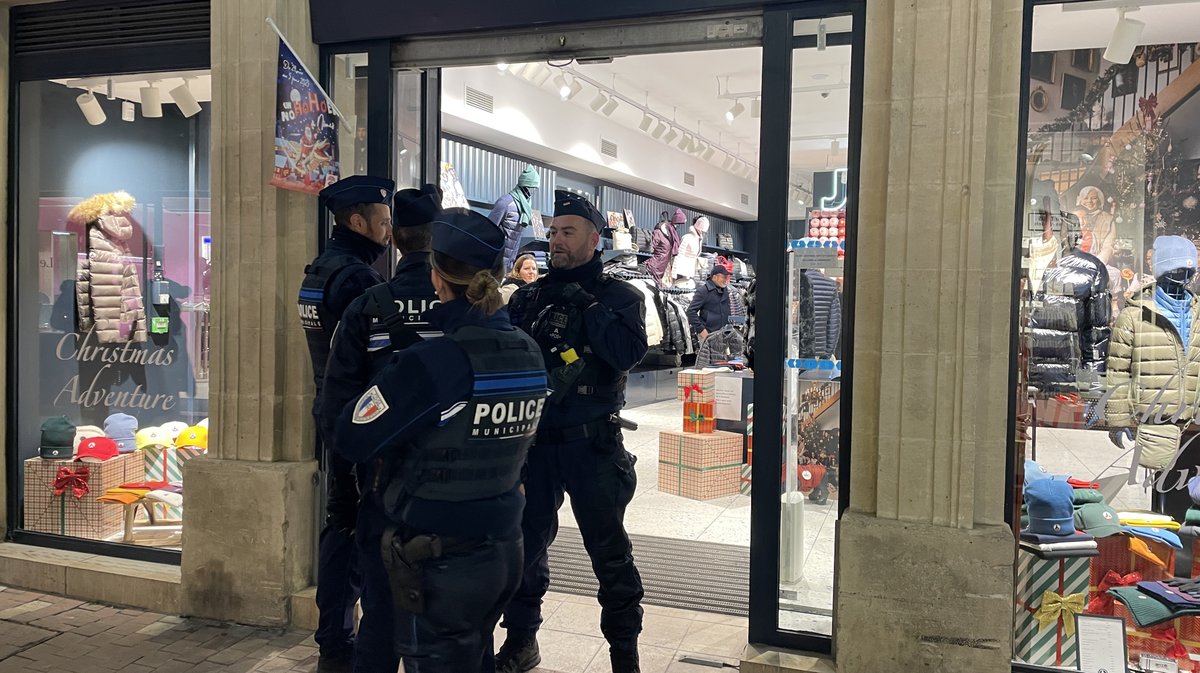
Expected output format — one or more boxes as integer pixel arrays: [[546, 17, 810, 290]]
[[0, 584, 746, 673], [1033, 426, 1155, 512]]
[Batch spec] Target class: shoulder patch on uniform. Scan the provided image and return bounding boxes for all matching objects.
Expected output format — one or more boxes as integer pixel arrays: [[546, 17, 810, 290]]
[[352, 385, 390, 424], [439, 401, 468, 425]]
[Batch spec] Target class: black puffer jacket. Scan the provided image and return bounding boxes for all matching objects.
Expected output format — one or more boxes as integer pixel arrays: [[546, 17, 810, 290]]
[[1029, 249, 1112, 392]]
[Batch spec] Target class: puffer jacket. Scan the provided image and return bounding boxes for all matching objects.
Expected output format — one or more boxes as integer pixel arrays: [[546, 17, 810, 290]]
[[70, 193, 146, 344], [1029, 249, 1110, 392], [1105, 284, 1200, 427], [488, 192, 525, 273]]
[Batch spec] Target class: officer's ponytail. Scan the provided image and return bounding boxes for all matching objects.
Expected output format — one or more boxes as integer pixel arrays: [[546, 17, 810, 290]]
[[431, 251, 504, 315]]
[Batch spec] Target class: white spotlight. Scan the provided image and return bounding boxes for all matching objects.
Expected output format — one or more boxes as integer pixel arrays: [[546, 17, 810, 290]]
[[497, 62, 510, 73], [530, 66, 552, 87], [677, 134, 692, 151], [555, 75, 570, 99], [751, 98, 762, 118], [663, 127, 679, 144], [639, 113, 655, 132], [140, 85, 162, 118], [725, 101, 746, 123], [831, 139, 841, 157], [121, 100, 136, 122], [589, 91, 608, 112], [77, 91, 106, 125], [169, 81, 202, 118], [1104, 9, 1145, 64], [601, 96, 619, 116], [702, 147, 715, 162], [508, 63, 529, 78], [399, 139, 409, 156], [652, 119, 668, 139], [722, 156, 735, 171], [566, 79, 583, 100]]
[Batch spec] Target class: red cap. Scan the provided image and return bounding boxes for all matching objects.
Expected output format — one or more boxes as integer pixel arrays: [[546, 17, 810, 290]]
[[1067, 477, 1101, 490], [76, 437, 119, 462]]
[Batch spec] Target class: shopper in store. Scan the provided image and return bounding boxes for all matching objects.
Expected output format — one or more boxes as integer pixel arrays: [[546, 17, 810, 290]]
[[296, 174, 395, 673], [687, 257, 734, 343], [501, 253, 539, 304], [500, 190, 649, 673], [333, 209, 546, 673], [317, 183, 444, 673], [490, 165, 541, 273]]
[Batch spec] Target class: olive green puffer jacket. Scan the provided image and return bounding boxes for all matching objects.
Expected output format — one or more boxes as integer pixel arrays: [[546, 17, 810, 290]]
[[1105, 284, 1200, 428]]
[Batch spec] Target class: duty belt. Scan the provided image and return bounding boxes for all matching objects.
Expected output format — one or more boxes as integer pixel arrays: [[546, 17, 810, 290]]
[[536, 414, 637, 444]]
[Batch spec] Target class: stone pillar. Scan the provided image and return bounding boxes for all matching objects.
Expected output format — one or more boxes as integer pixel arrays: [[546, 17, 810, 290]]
[[834, 0, 1023, 669], [181, 0, 320, 626]]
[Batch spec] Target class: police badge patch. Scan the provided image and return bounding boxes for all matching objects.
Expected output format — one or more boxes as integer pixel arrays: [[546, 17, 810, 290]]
[[352, 385, 390, 424]]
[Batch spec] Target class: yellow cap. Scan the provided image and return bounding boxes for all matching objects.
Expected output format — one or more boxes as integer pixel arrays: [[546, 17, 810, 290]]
[[176, 425, 208, 451], [135, 426, 172, 450]]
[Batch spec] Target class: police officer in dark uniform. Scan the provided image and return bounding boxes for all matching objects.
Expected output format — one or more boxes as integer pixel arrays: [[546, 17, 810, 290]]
[[498, 191, 649, 673], [318, 184, 443, 673], [334, 209, 547, 673], [297, 175, 394, 672]]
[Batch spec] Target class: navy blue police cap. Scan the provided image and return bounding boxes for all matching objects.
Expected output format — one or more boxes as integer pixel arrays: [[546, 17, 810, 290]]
[[319, 175, 396, 214], [431, 208, 505, 270], [553, 190, 606, 231], [393, 183, 443, 228]]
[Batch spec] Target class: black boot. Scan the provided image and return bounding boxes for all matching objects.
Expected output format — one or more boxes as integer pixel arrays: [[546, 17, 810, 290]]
[[495, 632, 541, 673], [316, 651, 353, 673], [610, 646, 641, 673]]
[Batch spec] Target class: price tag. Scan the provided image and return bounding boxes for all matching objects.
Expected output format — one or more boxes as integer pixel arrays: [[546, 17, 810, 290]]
[[1140, 655, 1179, 673]]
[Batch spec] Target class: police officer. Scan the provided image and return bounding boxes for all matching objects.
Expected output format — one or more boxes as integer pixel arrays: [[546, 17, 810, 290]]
[[318, 184, 443, 673], [499, 191, 649, 673], [297, 175, 394, 672], [334, 209, 547, 673]]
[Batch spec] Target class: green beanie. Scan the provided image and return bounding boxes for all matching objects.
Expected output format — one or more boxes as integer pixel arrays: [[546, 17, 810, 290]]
[[517, 166, 540, 189]]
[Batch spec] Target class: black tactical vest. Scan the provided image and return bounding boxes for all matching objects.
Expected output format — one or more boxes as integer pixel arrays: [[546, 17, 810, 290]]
[[362, 284, 442, 367], [522, 278, 625, 404], [383, 325, 547, 507], [298, 253, 370, 386]]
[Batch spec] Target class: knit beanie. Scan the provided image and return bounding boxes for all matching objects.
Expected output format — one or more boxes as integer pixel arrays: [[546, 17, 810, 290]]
[[104, 413, 138, 454], [673, 208, 687, 224], [1153, 235, 1197, 277], [693, 216, 710, 234], [517, 166, 540, 189]]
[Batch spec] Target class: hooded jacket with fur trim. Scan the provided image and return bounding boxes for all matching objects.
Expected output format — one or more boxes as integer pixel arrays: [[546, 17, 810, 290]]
[[70, 192, 147, 344]]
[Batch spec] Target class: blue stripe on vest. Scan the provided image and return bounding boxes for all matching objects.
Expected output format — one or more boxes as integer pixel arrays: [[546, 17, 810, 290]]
[[473, 376, 547, 391], [299, 289, 324, 300], [474, 387, 547, 398], [475, 370, 546, 379]]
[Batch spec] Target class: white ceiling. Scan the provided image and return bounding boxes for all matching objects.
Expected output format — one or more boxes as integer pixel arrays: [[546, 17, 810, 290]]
[[1033, 1, 1200, 52]]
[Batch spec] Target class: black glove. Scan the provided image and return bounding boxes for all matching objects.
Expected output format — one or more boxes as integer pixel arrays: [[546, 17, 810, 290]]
[[560, 283, 597, 309]]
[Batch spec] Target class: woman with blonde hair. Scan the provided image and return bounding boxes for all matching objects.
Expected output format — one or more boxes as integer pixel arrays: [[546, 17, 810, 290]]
[[1075, 185, 1116, 264], [501, 253, 539, 304]]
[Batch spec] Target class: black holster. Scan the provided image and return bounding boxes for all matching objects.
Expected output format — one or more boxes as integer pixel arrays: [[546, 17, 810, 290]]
[[380, 527, 443, 615]]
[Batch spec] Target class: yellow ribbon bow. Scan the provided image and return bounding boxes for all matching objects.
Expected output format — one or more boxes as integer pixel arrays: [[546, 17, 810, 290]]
[[1033, 590, 1085, 636]]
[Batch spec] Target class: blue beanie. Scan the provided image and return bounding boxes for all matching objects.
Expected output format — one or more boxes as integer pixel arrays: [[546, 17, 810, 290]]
[[1153, 235, 1197, 277]]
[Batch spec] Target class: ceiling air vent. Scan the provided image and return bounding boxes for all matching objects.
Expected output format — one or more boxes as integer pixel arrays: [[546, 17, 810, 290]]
[[740, 193, 750, 205], [684, 172, 696, 186], [465, 86, 494, 114], [600, 139, 619, 159]]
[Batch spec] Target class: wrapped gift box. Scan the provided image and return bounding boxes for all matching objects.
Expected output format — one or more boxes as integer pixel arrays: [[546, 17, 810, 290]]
[[677, 369, 719, 404], [740, 405, 754, 495], [22, 453, 143, 540], [1014, 549, 1088, 668], [1113, 602, 1200, 671], [683, 402, 716, 434], [1088, 535, 1175, 615], [658, 430, 742, 500], [140, 446, 204, 520]]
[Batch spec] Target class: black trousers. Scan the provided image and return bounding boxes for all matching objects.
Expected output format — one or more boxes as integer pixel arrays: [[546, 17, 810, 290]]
[[501, 431, 644, 647]]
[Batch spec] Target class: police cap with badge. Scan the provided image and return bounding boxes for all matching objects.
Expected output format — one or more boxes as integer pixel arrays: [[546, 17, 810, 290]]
[[393, 183, 443, 228], [553, 190, 606, 230], [319, 175, 395, 215]]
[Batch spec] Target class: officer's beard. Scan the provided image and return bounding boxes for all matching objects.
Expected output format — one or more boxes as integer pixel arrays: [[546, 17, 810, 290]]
[[551, 247, 591, 270]]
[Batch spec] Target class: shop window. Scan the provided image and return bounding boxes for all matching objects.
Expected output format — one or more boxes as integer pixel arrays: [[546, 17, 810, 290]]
[[13, 71, 212, 551], [1012, 2, 1200, 669]]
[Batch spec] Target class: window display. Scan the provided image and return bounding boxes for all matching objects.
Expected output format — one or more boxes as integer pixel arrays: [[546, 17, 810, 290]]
[[1013, 2, 1200, 669], [13, 71, 212, 550]]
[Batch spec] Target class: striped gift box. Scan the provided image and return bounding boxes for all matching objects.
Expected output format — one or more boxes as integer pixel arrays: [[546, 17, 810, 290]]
[[677, 369, 718, 404], [141, 446, 203, 520], [658, 430, 742, 501], [22, 454, 142, 540], [739, 464, 752, 495], [1088, 534, 1174, 615], [1114, 602, 1200, 671], [740, 406, 753, 495], [1013, 549, 1088, 668]]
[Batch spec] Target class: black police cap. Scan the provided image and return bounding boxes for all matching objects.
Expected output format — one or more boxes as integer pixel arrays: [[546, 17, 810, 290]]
[[553, 190, 606, 231]]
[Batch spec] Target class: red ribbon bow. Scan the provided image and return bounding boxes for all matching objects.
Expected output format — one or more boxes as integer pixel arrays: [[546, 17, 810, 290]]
[[1139, 94, 1159, 126], [51, 466, 91, 500], [1087, 570, 1142, 613], [1151, 625, 1189, 659], [683, 383, 702, 400]]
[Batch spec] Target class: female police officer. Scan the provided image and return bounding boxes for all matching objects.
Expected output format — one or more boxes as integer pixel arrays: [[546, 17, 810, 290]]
[[334, 208, 547, 673]]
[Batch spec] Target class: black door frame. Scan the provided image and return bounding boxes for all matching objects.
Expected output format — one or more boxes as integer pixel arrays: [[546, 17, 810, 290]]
[[319, 1, 866, 653]]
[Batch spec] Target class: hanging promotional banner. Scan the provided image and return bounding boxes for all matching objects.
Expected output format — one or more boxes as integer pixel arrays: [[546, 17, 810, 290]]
[[270, 37, 340, 194]]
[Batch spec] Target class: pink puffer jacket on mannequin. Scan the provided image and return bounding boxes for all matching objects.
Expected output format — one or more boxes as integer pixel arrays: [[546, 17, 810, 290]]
[[69, 192, 147, 344]]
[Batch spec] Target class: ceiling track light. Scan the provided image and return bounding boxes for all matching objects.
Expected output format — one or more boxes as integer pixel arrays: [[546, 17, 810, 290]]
[[830, 139, 841, 157], [677, 133, 692, 151], [722, 156, 735, 171], [121, 100, 136, 122], [169, 79, 202, 118], [566, 78, 583, 100], [652, 119, 668, 139], [750, 98, 762, 118], [399, 139, 409, 156], [601, 96, 619, 116], [589, 90, 608, 112], [1103, 8, 1145, 64], [140, 84, 162, 118], [725, 100, 746, 124], [497, 62, 510, 73], [639, 112, 655, 132], [702, 147, 716, 162], [77, 89, 106, 125], [663, 127, 679, 144], [530, 66, 552, 87]]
